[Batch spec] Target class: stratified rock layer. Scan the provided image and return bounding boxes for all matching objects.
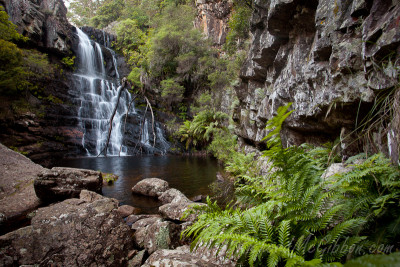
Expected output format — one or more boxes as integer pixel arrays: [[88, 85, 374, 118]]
[[234, 0, 400, 162], [0, 190, 133, 266]]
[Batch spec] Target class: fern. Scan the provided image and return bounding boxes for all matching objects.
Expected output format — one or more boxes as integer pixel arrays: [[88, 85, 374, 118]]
[[183, 103, 400, 266]]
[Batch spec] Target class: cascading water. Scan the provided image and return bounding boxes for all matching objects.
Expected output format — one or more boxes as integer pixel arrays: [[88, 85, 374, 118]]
[[141, 119, 150, 146], [73, 28, 170, 156], [74, 28, 132, 156]]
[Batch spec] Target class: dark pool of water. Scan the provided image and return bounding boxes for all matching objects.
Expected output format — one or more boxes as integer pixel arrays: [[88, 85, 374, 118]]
[[56, 155, 221, 213]]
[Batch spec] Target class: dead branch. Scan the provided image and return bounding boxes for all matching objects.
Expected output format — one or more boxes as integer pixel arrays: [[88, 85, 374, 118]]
[[144, 96, 156, 147], [119, 95, 137, 156], [98, 77, 128, 157]]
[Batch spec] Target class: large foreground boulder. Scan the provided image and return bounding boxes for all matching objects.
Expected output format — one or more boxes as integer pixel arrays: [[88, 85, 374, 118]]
[[131, 178, 169, 197], [0, 143, 43, 232], [34, 167, 102, 202], [0, 190, 133, 266]]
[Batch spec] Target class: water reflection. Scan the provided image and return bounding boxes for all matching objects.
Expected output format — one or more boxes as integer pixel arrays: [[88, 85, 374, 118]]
[[56, 155, 221, 213]]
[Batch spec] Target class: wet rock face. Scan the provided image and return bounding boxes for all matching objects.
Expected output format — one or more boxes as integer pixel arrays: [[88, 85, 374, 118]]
[[34, 167, 103, 203], [195, 0, 232, 47], [1, 0, 71, 54], [81, 26, 117, 48], [0, 190, 133, 266], [236, 0, 400, 161]]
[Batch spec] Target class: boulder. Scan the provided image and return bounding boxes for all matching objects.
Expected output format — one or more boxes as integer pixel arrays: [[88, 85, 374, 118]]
[[126, 214, 161, 227], [191, 195, 206, 202], [159, 188, 191, 204], [321, 163, 350, 180], [159, 202, 205, 222], [0, 143, 43, 233], [128, 250, 146, 267], [117, 205, 138, 218], [34, 167, 102, 202], [0, 190, 133, 266], [131, 178, 169, 197], [132, 217, 182, 254], [142, 245, 236, 267]]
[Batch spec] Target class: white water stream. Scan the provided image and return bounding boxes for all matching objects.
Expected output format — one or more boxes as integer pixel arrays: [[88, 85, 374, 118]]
[[74, 28, 170, 156]]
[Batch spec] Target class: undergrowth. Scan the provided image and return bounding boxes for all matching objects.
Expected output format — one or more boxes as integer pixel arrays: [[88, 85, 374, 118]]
[[183, 103, 400, 266]]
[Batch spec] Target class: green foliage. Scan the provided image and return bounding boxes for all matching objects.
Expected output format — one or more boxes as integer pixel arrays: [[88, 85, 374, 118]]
[[127, 67, 143, 89], [191, 92, 212, 114], [224, 1, 252, 54], [67, 0, 103, 27], [115, 19, 145, 52], [9, 146, 28, 156], [102, 172, 118, 184], [160, 78, 185, 104], [178, 110, 228, 150], [91, 0, 124, 28], [146, 9, 207, 80], [46, 95, 63, 104], [0, 7, 28, 42], [344, 252, 400, 266], [61, 56, 76, 69], [178, 104, 188, 120], [0, 39, 24, 94], [183, 103, 400, 266], [0, 9, 51, 96]]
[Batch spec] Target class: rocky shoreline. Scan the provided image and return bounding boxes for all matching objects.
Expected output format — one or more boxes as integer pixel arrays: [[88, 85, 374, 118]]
[[0, 143, 233, 266]]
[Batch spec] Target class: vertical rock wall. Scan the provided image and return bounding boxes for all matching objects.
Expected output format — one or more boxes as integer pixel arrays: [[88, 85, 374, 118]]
[[234, 0, 400, 162], [195, 0, 232, 47], [0, 0, 71, 54]]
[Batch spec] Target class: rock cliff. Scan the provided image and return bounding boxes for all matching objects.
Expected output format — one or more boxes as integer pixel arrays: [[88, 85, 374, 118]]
[[195, 0, 232, 47], [233, 0, 399, 162], [0, 0, 71, 54]]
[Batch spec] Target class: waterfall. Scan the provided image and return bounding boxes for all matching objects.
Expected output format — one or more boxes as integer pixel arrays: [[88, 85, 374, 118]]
[[141, 119, 150, 146], [74, 28, 131, 156], [73, 27, 170, 156], [156, 125, 170, 154]]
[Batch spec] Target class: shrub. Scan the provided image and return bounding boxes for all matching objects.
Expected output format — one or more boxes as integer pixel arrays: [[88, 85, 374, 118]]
[[160, 78, 185, 104]]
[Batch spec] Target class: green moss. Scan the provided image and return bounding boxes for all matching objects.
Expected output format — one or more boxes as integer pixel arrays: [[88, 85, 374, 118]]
[[9, 146, 28, 155], [155, 225, 170, 249], [46, 95, 63, 104], [102, 172, 119, 185]]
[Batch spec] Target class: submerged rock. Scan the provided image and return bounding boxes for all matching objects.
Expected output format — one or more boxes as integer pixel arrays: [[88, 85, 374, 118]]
[[131, 178, 169, 197], [0, 190, 133, 266], [34, 167, 102, 203]]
